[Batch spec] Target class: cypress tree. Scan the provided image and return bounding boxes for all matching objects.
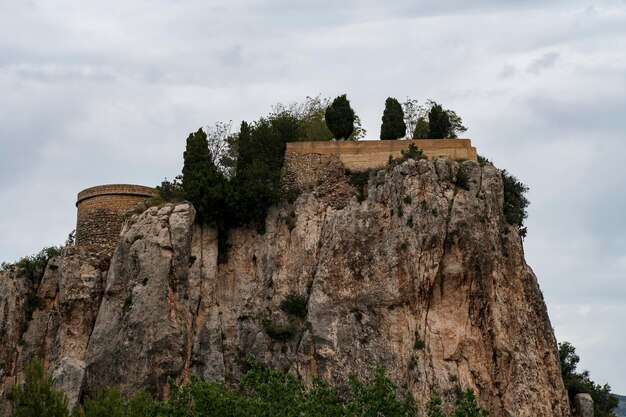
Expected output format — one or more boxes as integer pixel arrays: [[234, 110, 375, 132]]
[[427, 103, 451, 139], [325, 94, 355, 140], [380, 97, 406, 140], [182, 128, 225, 225]]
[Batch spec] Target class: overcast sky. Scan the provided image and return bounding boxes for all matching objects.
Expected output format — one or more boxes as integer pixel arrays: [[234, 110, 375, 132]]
[[1, 0, 625, 394]]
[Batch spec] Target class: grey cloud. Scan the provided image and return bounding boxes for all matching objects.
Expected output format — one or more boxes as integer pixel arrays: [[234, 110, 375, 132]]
[[6, 63, 118, 83], [498, 64, 516, 78], [527, 51, 560, 74]]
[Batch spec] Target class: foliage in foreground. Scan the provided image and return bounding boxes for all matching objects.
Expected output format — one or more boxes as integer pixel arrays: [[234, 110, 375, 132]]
[[7, 358, 69, 417], [9, 358, 489, 417], [559, 341, 619, 417]]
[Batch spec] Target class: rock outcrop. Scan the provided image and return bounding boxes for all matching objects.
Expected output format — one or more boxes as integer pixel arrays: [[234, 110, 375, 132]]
[[0, 158, 570, 416]]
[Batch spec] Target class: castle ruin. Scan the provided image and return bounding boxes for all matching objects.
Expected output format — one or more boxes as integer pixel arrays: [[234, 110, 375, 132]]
[[75, 184, 156, 248], [75, 139, 476, 248]]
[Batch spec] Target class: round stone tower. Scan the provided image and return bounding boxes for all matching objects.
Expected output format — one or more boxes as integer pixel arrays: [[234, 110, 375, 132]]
[[76, 184, 157, 248]]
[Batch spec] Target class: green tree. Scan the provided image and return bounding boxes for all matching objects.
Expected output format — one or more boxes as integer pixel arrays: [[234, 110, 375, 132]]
[[454, 389, 488, 417], [8, 359, 69, 417], [425, 390, 446, 417], [413, 116, 430, 139], [228, 113, 297, 231], [446, 109, 467, 138], [82, 388, 126, 417], [325, 94, 355, 140], [428, 103, 451, 139], [559, 342, 619, 417], [182, 128, 227, 226], [380, 97, 406, 140], [345, 364, 416, 417]]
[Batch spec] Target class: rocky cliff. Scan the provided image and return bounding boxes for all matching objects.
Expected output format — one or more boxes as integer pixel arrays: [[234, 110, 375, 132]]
[[0, 157, 570, 416]]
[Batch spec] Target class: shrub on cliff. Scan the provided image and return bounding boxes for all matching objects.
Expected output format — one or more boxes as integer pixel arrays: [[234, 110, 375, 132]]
[[387, 143, 426, 169], [325, 94, 355, 140], [380, 97, 406, 140], [500, 169, 529, 235], [280, 293, 307, 318]]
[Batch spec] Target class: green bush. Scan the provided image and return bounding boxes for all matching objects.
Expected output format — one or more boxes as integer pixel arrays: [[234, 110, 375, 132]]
[[456, 166, 470, 190], [4, 246, 63, 285], [25, 292, 43, 322], [261, 319, 295, 341], [280, 293, 307, 318], [347, 170, 372, 202], [388, 143, 426, 168], [7, 359, 69, 417]]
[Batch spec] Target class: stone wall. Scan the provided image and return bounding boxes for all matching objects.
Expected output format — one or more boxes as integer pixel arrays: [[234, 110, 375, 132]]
[[286, 139, 477, 170], [76, 184, 156, 248]]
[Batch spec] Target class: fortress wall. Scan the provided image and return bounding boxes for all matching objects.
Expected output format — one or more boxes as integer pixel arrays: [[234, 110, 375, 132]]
[[76, 184, 157, 248], [286, 139, 477, 170]]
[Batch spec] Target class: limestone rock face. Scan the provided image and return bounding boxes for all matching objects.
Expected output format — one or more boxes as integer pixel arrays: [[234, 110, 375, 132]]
[[82, 204, 196, 398], [0, 246, 109, 413], [52, 357, 86, 409], [1, 159, 570, 417]]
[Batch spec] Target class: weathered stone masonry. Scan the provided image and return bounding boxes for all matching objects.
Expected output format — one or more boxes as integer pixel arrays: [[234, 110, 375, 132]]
[[286, 138, 477, 170], [76, 184, 156, 248]]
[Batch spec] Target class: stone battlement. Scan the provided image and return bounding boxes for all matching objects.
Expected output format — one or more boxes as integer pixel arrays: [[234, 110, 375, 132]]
[[76, 184, 156, 248], [286, 139, 477, 170]]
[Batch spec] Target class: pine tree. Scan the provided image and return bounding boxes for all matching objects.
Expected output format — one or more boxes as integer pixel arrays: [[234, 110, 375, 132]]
[[325, 94, 355, 140], [380, 97, 406, 140]]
